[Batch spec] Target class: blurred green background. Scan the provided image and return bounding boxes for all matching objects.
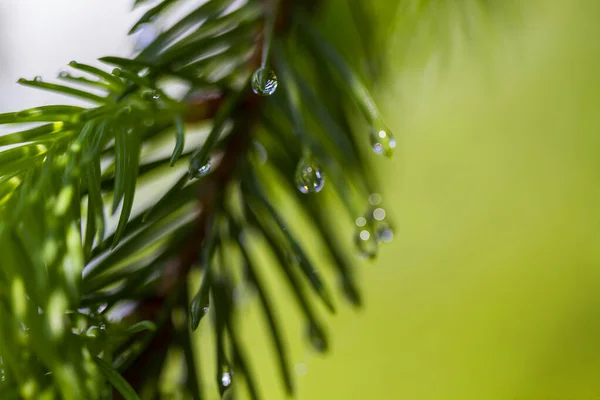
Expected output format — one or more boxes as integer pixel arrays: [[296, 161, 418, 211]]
[[222, 1, 600, 399], [3, 0, 600, 398]]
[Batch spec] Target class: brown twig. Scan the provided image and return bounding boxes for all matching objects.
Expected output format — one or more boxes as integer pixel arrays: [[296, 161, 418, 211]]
[[116, 0, 317, 396]]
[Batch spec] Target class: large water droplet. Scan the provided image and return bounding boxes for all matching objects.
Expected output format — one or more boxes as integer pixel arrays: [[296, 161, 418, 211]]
[[306, 323, 328, 353], [34, 76, 43, 82], [251, 67, 278, 96], [354, 227, 378, 259], [369, 124, 396, 157], [58, 70, 70, 79], [295, 154, 325, 194]]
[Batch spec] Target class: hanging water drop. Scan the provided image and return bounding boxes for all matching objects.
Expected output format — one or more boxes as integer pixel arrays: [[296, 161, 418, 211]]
[[251, 67, 278, 96], [306, 323, 328, 353], [34, 76, 43, 82], [354, 227, 378, 259], [190, 290, 210, 331], [369, 124, 396, 157], [219, 365, 233, 390], [295, 154, 325, 194], [142, 90, 160, 101]]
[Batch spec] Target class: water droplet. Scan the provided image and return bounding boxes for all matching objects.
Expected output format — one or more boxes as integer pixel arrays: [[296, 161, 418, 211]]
[[143, 118, 155, 127], [355, 216, 367, 227], [194, 161, 212, 178], [142, 90, 160, 101], [369, 124, 396, 157], [112, 68, 122, 77], [355, 227, 378, 259], [58, 70, 69, 79], [286, 252, 301, 266], [295, 154, 325, 194], [306, 323, 328, 353], [374, 221, 394, 244], [34, 76, 43, 82], [251, 67, 278, 96], [368, 193, 382, 205], [373, 207, 386, 221], [220, 366, 233, 389], [190, 291, 210, 331], [252, 140, 268, 164], [118, 106, 132, 117]]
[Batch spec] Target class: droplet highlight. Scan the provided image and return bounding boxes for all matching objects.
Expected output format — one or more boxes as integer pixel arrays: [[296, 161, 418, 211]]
[[295, 154, 325, 194], [251, 67, 278, 96], [220, 366, 233, 389], [369, 124, 396, 157], [142, 90, 160, 101], [194, 161, 212, 178], [373, 207, 386, 221], [354, 226, 378, 259], [190, 290, 210, 331], [368, 193, 382, 205]]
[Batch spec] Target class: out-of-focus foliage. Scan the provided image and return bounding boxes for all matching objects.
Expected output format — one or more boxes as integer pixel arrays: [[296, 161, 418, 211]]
[[242, 1, 600, 399]]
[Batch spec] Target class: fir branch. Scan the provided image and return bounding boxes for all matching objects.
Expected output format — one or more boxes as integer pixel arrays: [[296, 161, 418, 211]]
[[0, 0, 401, 398]]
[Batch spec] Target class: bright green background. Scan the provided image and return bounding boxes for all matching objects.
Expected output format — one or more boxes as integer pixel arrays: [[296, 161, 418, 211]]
[[199, 1, 600, 399]]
